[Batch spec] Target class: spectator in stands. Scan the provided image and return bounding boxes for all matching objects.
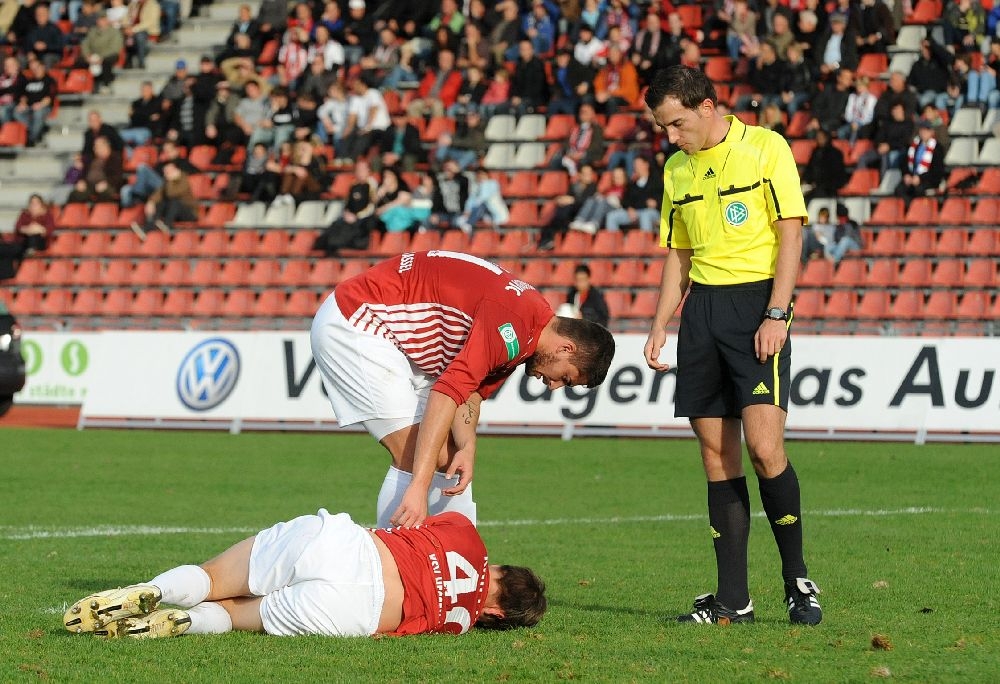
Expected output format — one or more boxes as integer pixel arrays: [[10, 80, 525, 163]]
[[192, 53, 223, 113], [896, 118, 947, 198], [800, 205, 834, 263], [13, 193, 54, 255], [759, 102, 786, 135], [294, 55, 334, 103], [800, 129, 848, 201], [631, 12, 672, 87], [273, 140, 327, 207], [78, 11, 122, 94], [68, 136, 124, 202], [236, 141, 270, 199], [569, 164, 627, 234], [574, 21, 605, 71], [313, 158, 377, 254], [456, 19, 488, 73], [227, 3, 260, 52], [550, 102, 604, 177], [377, 111, 422, 172], [287, 1, 313, 36], [158, 58, 188, 114], [290, 90, 318, 142], [793, 8, 822, 64], [604, 155, 661, 233], [537, 163, 598, 251], [105, 0, 127, 28], [478, 67, 511, 118], [815, 11, 859, 79], [406, 48, 462, 119], [909, 38, 955, 109], [873, 71, 919, 125], [859, 101, 915, 177], [0, 0, 20, 42], [944, 0, 988, 53], [727, 0, 759, 62], [805, 67, 852, 138], [509, 40, 549, 116], [316, 80, 349, 156], [547, 48, 591, 116], [455, 166, 508, 233], [781, 43, 814, 116], [605, 110, 653, 175], [920, 103, 950, 150], [840, 75, 877, 144], [217, 32, 256, 86], [248, 86, 294, 153], [132, 160, 197, 237], [736, 39, 790, 112], [314, 0, 342, 40], [446, 64, 487, 118], [124, 0, 161, 69], [204, 81, 243, 149], [83, 110, 124, 161], [342, 0, 375, 66], [121, 139, 196, 208], [69, 0, 101, 44], [23, 3, 63, 68], [429, 159, 469, 230], [277, 27, 311, 91], [310, 25, 345, 73], [0, 55, 20, 122], [593, 44, 640, 115], [13, 59, 56, 146], [489, 0, 523, 66], [523, 0, 556, 55], [121, 81, 163, 147], [360, 27, 402, 85], [963, 41, 1000, 111], [565, 263, 609, 328], [765, 11, 795, 60], [826, 203, 863, 264], [229, 77, 268, 147], [856, 0, 895, 55], [344, 75, 391, 159], [256, 0, 288, 46], [376, 170, 432, 234], [435, 109, 487, 172]]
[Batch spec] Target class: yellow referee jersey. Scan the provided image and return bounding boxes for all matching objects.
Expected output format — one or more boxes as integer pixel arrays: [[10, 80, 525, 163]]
[[659, 116, 808, 285]]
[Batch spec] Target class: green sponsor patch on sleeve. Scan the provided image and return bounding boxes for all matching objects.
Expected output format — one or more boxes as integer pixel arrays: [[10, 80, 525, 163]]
[[498, 323, 519, 361]]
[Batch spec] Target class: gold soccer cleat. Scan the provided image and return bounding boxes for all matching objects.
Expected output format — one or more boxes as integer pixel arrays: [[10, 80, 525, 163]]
[[95, 609, 192, 640], [64, 584, 162, 633]]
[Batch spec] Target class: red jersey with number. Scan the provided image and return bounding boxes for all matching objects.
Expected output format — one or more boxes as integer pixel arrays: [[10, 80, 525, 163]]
[[334, 250, 553, 404], [374, 512, 490, 635]]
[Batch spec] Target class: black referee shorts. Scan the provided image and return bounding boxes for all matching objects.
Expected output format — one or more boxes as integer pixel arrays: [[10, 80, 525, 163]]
[[675, 280, 791, 418]]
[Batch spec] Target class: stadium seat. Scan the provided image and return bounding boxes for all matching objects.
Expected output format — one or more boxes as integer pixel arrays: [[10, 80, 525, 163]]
[[873, 168, 902, 196], [786, 111, 810, 138], [969, 198, 1000, 225], [621, 229, 659, 256], [288, 229, 322, 255], [56, 203, 90, 229], [907, 0, 943, 23], [218, 259, 250, 286], [496, 229, 532, 256], [191, 289, 226, 318], [292, 201, 328, 227], [792, 289, 823, 319], [262, 201, 294, 228], [409, 231, 440, 252], [790, 139, 816, 165], [125, 145, 157, 172], [539, 287, 564, 312], [938, 198, 971, 226], [902, 198, 938, 227], [506, 171, 536, 197], [631, 290, 659, 319], [102, 288, 133, 318], [798, 258, 834, 287], [376, 231, 411, 256], [12, 259, 45, 286], [965, 258, 998, 287], [612, 259, 642, 287], [38, 288, 74, 316], [438, 230, 469, 253], [60, 69, 94, 94], [893, 24, 924, 51], [423, 116, 455, 143], [256, 230, 289, 257], [483, 142, 517, 169], [512, 114, 546, 141], [128, 288, 163, 318], [944, 137, 978, 166], [703, 56, 732, 83], [155, 259, 186, 287], [0, 120, 27, 147], [643, 258, 664, 286], [676, 4, 703, 29], [540, 114, 574, 141], [521, 259, 553, 287], [229, 230, 260, 257], [469, 229, 499, 255], [72, 289, 104, 318], [591, 230, 622, 256], [537, 171, 569, 197], [309, 258, 341, 286], [867, 228, 905, 256], [857, 53, 888, 78], [227, 202, 266, 228], [834, 259, 867, 287], [903, 228, 935, 255], [586, 259, 613, 284], [955, 291, 988, 320], [10, 287, 41, 314], [89, 203, 119, 228], [824, 290, 857, 318], [867, 197, 905, 225], [281, 258, 316, 287], [603, 290, 631, 320], [888, 290, 923, 319], [898, 258, 932, 287], [507, 201, 541, 228], [223, 289, 257, 318], [948, 107, 983, 136], [45, 259, 74, 285], [485, 114, 517, 141], [978, 138, 1000, 165], [513, 142, 547, 169], [857, 290, 890, 319], [285, 290, 321, 317], [78, 231, 111, 257], [923, 291, 957, 318], [74, 258, 103, 286], [604, 113, 637, 140], [255, 289, 287, 317], [866, 258, 898, 287], [46, 231, 82, 256], [556, 230, 592, 256], [966, 229, 999, 256], [974, 167, 1000, 193], [193, 230, 225, 257], [932, 258, 964, 287]]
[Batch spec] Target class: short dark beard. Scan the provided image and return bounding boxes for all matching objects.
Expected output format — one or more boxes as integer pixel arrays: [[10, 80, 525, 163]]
[[524, 350, 557, 377]]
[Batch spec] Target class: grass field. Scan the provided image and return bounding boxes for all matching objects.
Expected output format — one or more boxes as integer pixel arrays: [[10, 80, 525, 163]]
[[1, 428, 997, 683]]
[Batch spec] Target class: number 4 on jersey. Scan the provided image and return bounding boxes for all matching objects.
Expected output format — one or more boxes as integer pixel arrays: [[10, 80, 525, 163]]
[[443, 551, 479, 633]]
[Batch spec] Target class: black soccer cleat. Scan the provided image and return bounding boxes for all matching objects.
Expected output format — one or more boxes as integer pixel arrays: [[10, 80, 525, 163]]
[[677, 593, 755, 625], [785, 578, 823, 625]]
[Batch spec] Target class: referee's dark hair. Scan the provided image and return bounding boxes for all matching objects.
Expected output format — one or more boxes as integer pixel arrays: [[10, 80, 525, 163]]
[[555, 317, 615, 388], [645, 65, 718, 111]]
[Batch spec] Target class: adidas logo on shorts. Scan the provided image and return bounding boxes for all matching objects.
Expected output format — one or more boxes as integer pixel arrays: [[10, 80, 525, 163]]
[[752, 382, 770, 395]]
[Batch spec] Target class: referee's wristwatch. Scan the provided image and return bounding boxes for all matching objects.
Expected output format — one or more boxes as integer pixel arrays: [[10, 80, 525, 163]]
[[763, 306, 788, 321]]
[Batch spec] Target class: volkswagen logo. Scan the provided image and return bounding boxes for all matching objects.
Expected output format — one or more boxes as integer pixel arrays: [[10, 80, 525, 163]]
[[176, 338, 241, 411]]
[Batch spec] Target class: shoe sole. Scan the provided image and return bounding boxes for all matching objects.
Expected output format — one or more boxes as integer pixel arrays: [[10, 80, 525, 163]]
[[64, 585, 161, 633], [95, 609, 191, 639]]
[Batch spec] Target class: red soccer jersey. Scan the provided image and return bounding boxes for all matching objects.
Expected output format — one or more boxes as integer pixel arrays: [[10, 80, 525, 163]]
[[334, 250, 553, 404], [374, 512, 490, 635]]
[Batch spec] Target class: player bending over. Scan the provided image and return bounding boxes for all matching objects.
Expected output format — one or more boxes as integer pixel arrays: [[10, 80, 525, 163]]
[[64, 511, 545, 639]]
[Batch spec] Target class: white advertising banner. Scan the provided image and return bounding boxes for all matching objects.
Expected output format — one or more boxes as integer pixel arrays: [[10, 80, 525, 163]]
[[15, 332, 98, 404], [78, 332, 1000, 437]]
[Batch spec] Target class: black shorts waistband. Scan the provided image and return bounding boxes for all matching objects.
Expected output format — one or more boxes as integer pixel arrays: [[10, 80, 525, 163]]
[[689, 279, 774, 293]]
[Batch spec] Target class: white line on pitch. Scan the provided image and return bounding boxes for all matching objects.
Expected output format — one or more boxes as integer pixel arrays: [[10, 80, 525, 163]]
[[2, 507, 992, 540]]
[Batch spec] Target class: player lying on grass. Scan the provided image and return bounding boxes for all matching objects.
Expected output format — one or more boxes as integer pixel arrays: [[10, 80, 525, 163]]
[[64, 510, 545, 639]]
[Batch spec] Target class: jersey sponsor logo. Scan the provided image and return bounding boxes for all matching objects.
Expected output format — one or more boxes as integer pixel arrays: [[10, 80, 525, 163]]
[[702, 167, 716, 180], [504, 279, 533, 297], [775, 514, 798, 526], [725, 200, 749, 226], [752, 382, 770, 395], [498, 323, 519, 360], [176, 338, 241, 411]]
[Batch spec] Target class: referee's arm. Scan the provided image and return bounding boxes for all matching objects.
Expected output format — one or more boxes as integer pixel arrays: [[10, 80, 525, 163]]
[[755, 217, 802, 362], [644, 247, 691, 371]]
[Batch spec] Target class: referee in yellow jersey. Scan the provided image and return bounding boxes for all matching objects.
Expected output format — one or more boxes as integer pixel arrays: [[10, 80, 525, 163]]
[[643, 66, 821, 626]]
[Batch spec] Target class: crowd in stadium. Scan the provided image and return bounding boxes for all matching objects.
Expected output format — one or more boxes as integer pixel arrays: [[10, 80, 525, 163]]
[[0, 0, 996, 328]]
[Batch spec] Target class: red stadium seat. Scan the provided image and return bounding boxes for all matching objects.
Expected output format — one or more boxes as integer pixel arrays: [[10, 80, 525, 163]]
[[897, 258, 932, 287], [506, 171, 536, 198], [868, 198, 905, 225], [630, 290, 659, 319], [603, 289, 631, 319], [966, 229, 999, 256], [0, 121, 27, 147], [102, 289, 133, 318], [72, 289, 104, 317], [955, 291, 988, 320], [604, 113, 637, 140], [824, 291, 857, 318], [56, 203, 89, 229], [938, 198, 971, 225], [157, 259, 189, 287], [218, 259, 250, 286], [840, 169, 879, 196], [521, 259, 554, 287], [74, 258, 103, 286], [540, 114, 574, 141], [704, 56, 733, 83], [89, 203, 119, 227], [285, 290, 321, 317], [409, 230, 440, 252], [191, 289, 226, 317], [37, 288, 74, 316], [834, 259, 867, 287], [902, 198, 938, 227], [621, 229, 659, 256], [537, 171, 569, 197], [856, 53, 888, 78], [866, 258, 898, 287], [935, 229, 967, 255], [903, 229, 935, 255], [856, 290, 890, 319], [508, 201, 542, 228], [969, 198, 1000, 225], [223, 289, 257, 318], [468, 229, 499, 255], [77, 231, 111, 257], [131, 288, 165, 317], [376, 231, 411, 256], [792, 290, 823, 319], [867, 229, 905, 256], [923, 291, 957, 318], [46, 259, 74, 285], [229, 230, 259, 257], [188, 259, 220, 287], [888, 290, 923, 319], [255, 289, 287, 316], [556, 230, 592, 256], [257, 230, 290, 257], [423, 116, 455, 143], [932, 258, 964, 287], [790, 139, 816, 165], [204, 202, 237, 227], [798, 258, 834, 287], [965, 258, 997, 287], [439, 230, 469, 253]]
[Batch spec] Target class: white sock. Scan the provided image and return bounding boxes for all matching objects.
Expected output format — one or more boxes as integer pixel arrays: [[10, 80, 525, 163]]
[[148, 564, 211, 609], [185, 602, 233, 635], [429, 471, 477, 525], [377, 466, 411, 528]]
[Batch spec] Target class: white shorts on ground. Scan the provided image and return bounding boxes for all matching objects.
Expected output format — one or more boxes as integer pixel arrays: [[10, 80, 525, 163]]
[[248, 509, 384, 637], [311, 292, 435, 441]]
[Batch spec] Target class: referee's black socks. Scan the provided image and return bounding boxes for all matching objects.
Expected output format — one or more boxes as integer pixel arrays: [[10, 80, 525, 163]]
[[707, 477, 751, 609], [758, 461, 808, 583]]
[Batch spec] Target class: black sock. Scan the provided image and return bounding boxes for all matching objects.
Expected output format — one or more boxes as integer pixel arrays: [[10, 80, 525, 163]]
[[707, 477, 751, 609], [758, 461, 808, 583]]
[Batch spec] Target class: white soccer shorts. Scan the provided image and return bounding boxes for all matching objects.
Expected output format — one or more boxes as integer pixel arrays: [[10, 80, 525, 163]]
[[248, 509, 385, 637], [310, 292, 436, 441]]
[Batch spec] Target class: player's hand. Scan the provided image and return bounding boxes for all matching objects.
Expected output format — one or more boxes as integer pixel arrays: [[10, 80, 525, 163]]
[[754, 320, 788, 363], [644, 327, 670, 371], [390, 485, 428, 528], [442, 448, 474, 496]]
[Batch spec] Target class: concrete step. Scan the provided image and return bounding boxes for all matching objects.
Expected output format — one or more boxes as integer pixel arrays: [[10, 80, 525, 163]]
[[0, 156, 66, 179], [202, 3, 243, 21], [42, 131, 82, 154], [53, 101, 130, 127], [174, 23, 231, 48]]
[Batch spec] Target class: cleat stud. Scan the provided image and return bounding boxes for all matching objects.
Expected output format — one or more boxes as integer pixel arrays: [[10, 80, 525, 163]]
[[71, 606, 81, 614]]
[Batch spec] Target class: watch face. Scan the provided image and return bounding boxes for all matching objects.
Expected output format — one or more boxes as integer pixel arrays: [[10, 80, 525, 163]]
[[766, 307, 787, 320]]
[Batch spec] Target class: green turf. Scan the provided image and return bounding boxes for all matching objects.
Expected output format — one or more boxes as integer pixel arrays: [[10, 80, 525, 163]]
[[0, 428, 997, 682]]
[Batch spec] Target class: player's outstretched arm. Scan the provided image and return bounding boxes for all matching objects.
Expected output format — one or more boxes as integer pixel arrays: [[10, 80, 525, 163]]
[[391, 390, 459, 527], [644, 247, 691, 371]]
